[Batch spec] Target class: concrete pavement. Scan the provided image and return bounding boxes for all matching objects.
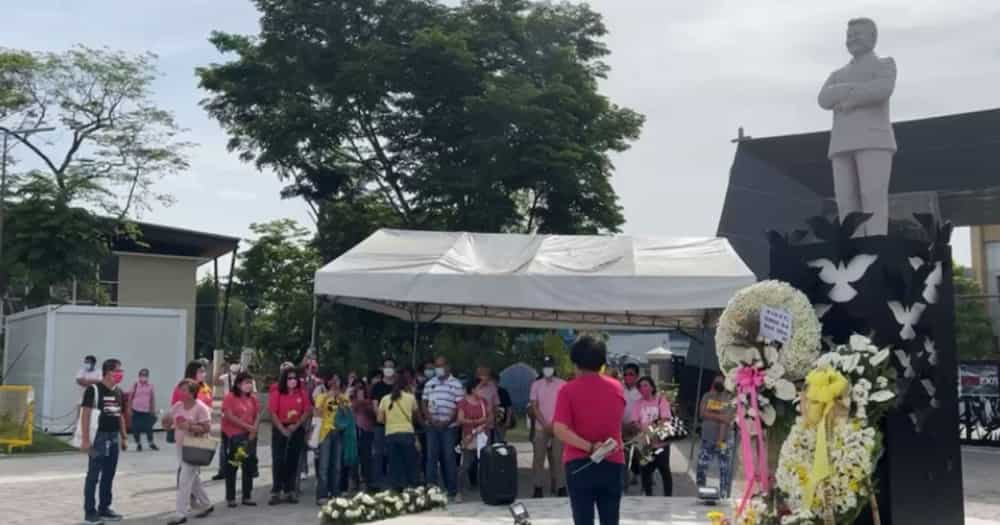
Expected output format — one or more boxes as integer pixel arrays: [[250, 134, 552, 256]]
[[1, 440, 997, 524]]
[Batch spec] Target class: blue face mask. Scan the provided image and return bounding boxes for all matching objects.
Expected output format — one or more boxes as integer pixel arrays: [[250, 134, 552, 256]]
[[84, 361, 95, 371]]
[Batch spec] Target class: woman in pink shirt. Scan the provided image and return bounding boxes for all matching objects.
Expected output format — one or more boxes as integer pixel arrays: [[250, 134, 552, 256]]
[[128, 368, 158, 451], [628, 376, 674, 497], [162, 379, 214, 525]]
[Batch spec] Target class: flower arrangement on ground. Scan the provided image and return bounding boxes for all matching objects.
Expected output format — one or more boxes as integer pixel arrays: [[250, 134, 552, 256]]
[[736, 333, 897, 525], [318, 486, 447, 524], [715, 281, 822, 517]]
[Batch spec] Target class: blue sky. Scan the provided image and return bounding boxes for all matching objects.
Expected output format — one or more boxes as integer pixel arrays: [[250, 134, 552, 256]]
[[5, 0, 998, 270]]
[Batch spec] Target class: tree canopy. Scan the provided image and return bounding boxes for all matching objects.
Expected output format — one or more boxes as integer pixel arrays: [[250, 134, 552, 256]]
[[198, 0, 643, 235], [955, 265, 997, 361], [1, 46, 188, 308]]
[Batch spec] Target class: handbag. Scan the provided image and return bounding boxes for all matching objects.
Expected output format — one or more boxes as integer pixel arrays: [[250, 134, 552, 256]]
[[71, 385, 100, 448], [181, 433, 219, 466]]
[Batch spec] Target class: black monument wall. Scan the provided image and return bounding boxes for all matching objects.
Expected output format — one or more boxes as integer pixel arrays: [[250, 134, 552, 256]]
[[769, 216, 964, 525]]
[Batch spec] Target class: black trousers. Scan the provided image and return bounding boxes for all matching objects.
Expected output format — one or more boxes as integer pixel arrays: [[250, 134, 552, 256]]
[[271, 426, 305, 495], [224, 434, 255, 502], [566, 459, 623, 525], [633, 449, 672, 496]]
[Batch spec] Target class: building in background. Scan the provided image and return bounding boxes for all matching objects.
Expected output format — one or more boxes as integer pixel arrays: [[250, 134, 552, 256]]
[[970, 227, 1000, 347], [7, 222, 239, 359]]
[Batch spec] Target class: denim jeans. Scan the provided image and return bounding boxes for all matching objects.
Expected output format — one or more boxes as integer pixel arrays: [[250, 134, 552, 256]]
[[316, 432, 343, 500], [696, 439, 733, 498], [84, 432, 120, 517], [425, 425, 458, 496], [371, 425, 386, 489], [386, 432, 420, 490], [566, 459, 623, 525]]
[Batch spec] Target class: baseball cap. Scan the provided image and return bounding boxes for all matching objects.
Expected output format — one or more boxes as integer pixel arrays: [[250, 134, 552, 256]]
[[542, 355, 555, 367]]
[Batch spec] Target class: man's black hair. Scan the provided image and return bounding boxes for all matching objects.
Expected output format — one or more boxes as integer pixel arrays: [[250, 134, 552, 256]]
[[101, 358, 121, 376], [382, 356, 397, 367], [570, 336, 607, 372], [84, 355, 97, 363], [623, 363, 640, 374]]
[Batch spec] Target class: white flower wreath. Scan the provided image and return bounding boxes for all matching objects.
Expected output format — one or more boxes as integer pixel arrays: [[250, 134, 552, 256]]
[[716, 280, 822, 381]]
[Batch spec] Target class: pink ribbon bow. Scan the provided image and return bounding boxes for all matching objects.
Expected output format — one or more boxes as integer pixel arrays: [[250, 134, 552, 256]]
[[734, 366, 769, 518]]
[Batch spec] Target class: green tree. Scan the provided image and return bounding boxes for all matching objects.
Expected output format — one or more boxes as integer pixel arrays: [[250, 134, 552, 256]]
[[198, 0, 642, 234], [235, 220, 320, 365], [955, 265, 997, 360], [542, 331, 573, 377], [1, 46, 189, 306], [194, 276, 249, 358]]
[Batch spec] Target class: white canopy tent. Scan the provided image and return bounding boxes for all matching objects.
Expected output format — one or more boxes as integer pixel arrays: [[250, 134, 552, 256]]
[[313, 229, 755, 331]]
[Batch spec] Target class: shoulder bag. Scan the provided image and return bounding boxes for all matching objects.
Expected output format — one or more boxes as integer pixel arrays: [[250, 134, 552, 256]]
[[71, 385, 100, 448], [182, 433, 219, 466]]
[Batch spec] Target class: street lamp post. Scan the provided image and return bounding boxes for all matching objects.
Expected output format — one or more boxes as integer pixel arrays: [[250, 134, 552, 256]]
[[0, 126, 56, 334]]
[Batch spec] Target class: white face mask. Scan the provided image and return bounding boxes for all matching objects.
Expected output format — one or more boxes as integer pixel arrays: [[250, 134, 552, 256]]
[[423, 369, 435, 379], [383, 367, 395, 379], [435, 367, 446, 378], [542, 367, 555, 378], [229, 364, 240, 374]]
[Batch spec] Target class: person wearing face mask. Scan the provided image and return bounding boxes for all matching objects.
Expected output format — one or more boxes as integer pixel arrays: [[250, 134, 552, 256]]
[[163, 379, 214, 525], [268, 366, 312, 504], [128, 369, 158, 451], [222, 372, 260, 508], [620, 363, 642, 492], [77, 355, 103, 391], [628, 376, 674, 497], [368, 357, 397, 490], [422, 356, 464, 499], [213, 360, 247, 481], [529, 355, 566, 498], [80, 358, 128, 524], [173, 361, 213, 407], [696, 374, 735, 498]]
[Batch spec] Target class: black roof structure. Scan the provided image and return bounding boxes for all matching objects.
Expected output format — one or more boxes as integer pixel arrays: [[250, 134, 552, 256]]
[[718, 107, 1000, 277], [112, 221, 240, 260]]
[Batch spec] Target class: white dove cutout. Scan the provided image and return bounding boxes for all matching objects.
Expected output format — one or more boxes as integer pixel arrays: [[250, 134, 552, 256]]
[[894, 349, 916, 379], [814, 303, 832, 319], [922, 337, 939, 367], [808, 254, 878, 303], [888, 301, 926, 341], [908, 257, 943, 304]]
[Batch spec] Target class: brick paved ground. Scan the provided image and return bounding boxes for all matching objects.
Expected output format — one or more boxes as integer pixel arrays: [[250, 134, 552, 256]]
[[1, 435, 996, 525]]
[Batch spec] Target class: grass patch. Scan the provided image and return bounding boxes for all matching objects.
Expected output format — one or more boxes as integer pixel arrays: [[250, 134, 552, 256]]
[[3, 430, 76, 455]]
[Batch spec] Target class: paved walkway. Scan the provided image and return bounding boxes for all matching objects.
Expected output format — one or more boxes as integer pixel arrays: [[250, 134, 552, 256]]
[[1, 439, 997, 524]]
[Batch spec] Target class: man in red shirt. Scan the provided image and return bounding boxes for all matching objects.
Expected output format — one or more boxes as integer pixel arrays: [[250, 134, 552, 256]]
[[553, 336, 625, 525]]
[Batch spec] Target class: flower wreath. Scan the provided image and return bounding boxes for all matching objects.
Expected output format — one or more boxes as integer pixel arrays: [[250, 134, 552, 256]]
[[716, 280, 822, 381], [737, 334, 897, 525]]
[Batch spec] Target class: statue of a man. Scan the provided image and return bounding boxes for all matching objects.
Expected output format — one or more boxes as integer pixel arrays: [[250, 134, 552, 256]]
[[818, 18, 896, 236]]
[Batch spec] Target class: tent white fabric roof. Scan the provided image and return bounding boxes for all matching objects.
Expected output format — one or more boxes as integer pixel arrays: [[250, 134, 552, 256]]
[[313, 229, 755, 330]]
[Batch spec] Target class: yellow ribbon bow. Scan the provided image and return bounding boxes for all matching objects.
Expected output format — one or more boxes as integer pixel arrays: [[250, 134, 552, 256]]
[[803, 367, 848, 509]]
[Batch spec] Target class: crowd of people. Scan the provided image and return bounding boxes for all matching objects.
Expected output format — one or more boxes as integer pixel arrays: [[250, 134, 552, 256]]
[[75, 341, 735, 525]]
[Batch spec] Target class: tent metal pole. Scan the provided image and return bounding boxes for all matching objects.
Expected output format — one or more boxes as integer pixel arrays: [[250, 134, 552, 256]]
[[688, 326, 708, 468], [310, 294, 318, 351], [411, 304, 419, 368]]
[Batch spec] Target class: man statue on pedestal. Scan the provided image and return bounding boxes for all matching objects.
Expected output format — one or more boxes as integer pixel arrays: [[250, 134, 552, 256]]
[[818, 18, 897, 236]]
